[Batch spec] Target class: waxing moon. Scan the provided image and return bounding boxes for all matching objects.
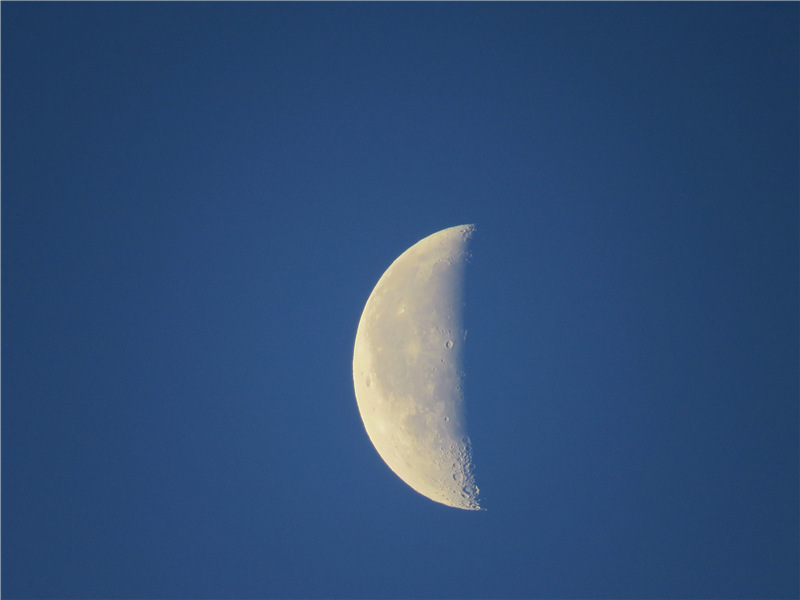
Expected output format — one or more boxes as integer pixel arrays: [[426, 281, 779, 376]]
[[353, 224, 480, 510]]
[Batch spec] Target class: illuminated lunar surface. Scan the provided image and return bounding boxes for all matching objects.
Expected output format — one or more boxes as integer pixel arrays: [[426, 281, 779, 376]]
[[353, 225, 480, 510]]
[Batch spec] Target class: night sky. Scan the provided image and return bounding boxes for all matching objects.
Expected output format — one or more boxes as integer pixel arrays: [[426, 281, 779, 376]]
[[3, 3, 798, 598]]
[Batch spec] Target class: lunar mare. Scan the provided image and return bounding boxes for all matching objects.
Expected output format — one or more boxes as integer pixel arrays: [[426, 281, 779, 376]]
[[353, 225, 480, 510]]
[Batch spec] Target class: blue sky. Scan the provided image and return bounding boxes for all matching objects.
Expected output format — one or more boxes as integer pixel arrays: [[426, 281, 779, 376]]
[[3, 3, 798, 598]]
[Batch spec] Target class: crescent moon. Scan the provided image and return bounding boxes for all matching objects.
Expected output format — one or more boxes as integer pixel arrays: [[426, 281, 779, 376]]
[[353, 225, 481, 510]]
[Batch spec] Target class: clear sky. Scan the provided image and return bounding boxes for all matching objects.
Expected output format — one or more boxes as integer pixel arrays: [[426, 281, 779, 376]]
[[3, 3, 798, 599]]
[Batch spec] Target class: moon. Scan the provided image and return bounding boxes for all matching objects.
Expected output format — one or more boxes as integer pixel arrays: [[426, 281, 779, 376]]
[[353, 224, 481, 510]]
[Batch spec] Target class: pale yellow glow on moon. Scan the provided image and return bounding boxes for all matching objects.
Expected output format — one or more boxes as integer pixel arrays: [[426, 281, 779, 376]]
[[353, 225, 480, 510]]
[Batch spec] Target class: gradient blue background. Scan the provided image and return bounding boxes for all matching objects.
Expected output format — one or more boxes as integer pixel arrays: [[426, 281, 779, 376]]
[[3, 3, 798, 598]]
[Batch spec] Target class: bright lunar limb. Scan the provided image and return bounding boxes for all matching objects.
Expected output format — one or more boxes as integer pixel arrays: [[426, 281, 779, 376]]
[[353, 224, 481, 510]]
